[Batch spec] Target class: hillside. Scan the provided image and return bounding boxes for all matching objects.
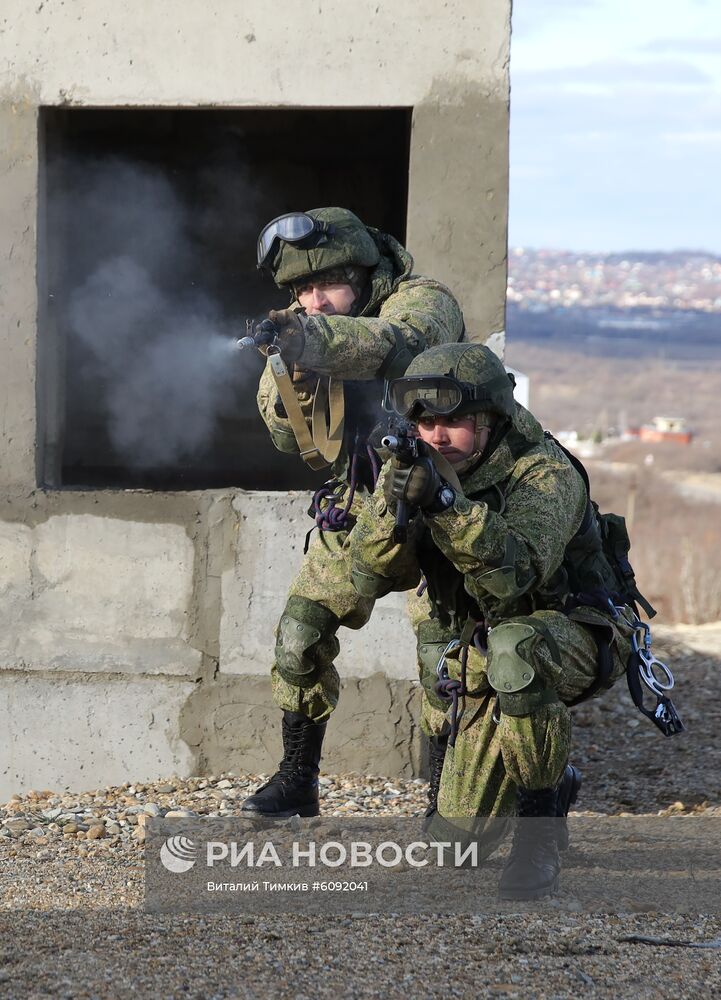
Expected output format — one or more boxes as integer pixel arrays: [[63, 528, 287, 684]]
[[505, 314, 721, 625]]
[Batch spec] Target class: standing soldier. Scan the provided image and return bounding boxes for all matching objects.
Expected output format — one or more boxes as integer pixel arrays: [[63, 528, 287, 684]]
[[348, 342, 655, 899], [241, 207, 465, 817]]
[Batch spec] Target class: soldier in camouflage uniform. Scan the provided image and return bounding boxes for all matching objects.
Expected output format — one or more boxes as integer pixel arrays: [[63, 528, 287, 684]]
[[241, 208, 465, 818], [349, 342, 637, 899]]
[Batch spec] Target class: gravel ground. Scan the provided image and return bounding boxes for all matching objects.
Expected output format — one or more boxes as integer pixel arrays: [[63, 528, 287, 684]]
[[1, 634, 720, 998]]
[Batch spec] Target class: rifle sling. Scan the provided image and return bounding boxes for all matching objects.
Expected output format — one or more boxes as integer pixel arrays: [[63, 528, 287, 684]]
[[312, 376, 344, 466], [425, 444, 463, 493], [268, 352, 330, 471]]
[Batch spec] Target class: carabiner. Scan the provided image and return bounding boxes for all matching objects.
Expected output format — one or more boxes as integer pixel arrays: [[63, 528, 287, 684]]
[[437, 638, 462, 680]]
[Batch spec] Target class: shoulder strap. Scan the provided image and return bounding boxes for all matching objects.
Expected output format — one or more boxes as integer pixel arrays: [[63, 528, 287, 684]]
[[544, 431, 590, 494]]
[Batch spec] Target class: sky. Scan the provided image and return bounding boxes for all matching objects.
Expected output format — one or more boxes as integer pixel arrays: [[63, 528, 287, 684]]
[[509, 0, 721, 253]]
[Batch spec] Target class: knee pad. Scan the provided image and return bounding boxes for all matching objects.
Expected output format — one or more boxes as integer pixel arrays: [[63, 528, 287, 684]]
[[487, 621, 559, 717], [275, 596, 340, 688], [417, 620, 455, 713]]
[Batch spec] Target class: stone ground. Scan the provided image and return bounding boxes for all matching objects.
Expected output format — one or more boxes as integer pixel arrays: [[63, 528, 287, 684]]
[[1, 632, 720, 998]]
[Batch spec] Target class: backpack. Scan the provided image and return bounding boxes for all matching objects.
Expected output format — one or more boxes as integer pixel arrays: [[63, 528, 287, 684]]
[[546, 433, 656, 619]]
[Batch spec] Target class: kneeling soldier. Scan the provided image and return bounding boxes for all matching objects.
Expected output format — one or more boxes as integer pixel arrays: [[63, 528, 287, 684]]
[[349, 342, 639, 899]]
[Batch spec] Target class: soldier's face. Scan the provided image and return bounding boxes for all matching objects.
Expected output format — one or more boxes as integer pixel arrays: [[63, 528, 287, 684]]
[[416, 414, 491, 465], [296, 280, 357, 316]]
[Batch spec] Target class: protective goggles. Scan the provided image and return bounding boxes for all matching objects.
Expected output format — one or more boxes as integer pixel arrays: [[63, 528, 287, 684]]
[[387, 375, 481, 418], [256, 212, 334, 269]]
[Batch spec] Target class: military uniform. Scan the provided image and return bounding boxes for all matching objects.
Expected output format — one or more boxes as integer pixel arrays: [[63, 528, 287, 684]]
[[352, 400, 632, 809], [349, 342, 640, 896], [255, 210, 464, 722], [242, 209, 464, 818]]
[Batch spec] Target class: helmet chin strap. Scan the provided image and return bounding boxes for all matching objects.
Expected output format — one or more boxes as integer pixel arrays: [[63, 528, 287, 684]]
[[452, 449, 483, 476]]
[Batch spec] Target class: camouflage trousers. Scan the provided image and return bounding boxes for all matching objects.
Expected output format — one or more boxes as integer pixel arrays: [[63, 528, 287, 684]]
[[270, 490, 436, 724], [430, 608, 633, 821], [270, 518, 374, 723]]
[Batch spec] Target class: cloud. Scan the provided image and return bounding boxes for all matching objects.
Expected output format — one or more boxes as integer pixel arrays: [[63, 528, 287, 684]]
[[512, 79, 721, 140], [511, 0, 600, 39], [509, 58, 721, 251], [508, 0, 721, 250], [661, 130, 721, 144], [513, 58, 713, 90], [643, 38, 721, 55]]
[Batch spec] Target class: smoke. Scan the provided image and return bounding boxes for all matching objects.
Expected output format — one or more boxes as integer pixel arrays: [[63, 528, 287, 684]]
[[68, 257, 242, 467], [60, 157, 259, 469]]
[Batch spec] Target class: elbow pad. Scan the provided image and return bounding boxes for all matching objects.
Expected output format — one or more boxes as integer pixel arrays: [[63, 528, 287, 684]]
[[472, 536, 536, 600], [350, 562, 393, 599]]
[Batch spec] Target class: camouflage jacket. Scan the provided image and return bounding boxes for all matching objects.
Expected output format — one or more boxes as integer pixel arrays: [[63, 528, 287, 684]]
[[349, 404, 591, 629], [256, 232, 464, 473]]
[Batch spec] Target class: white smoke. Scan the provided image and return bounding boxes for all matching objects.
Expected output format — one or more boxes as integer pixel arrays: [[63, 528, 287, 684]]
[[61, 158, 256, 470], [69, 256, 241, 468]]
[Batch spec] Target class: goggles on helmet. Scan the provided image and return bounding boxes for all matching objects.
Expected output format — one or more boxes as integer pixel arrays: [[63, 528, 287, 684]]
[[388, 375, 482, 419], [256, 213, 335, 270]]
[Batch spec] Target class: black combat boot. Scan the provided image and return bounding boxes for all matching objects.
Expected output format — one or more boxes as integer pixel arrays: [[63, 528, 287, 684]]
[[425, 732, 449, 818], [240, 711, 326, 818], [498, 786, 561, 901], [556, 763, 582, 852]]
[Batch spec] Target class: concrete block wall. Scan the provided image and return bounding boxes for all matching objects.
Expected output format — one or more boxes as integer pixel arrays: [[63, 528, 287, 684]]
[[0, 0, 510, 797], [0, 491, 421, 798]]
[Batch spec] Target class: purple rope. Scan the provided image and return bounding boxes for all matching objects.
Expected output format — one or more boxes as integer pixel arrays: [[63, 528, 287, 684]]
[[435, 677, 464, 746], [435, 645, 469, 746], [312, 449, 359, 532], [366, 444, 381, 489]]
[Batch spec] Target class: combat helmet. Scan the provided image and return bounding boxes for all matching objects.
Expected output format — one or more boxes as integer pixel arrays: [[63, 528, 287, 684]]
[[258, 207, 381, 289], [388, 342, 516, 424]]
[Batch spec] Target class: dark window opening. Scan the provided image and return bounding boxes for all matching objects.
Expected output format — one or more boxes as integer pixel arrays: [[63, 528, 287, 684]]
[[37, 107, 412, 490]]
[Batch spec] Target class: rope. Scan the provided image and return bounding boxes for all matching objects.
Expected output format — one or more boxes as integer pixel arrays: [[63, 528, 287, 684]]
[[312, 446, 360, 533], [434, 622, 487, 745], [303, 439, 380, 554], [435, 644, 469, 746], [366, 444, 381, 488]]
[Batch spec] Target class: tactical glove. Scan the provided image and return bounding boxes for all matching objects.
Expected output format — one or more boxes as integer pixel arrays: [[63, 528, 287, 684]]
[[267, 308, 307, 364], [384, 453, 443, 510]]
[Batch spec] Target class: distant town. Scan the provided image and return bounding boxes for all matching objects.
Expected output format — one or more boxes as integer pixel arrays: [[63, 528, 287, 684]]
[[508, 249, 721, 313], [503, 250, 721, 456]]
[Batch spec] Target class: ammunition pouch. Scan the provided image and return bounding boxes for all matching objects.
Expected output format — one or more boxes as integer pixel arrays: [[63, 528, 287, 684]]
[[275, 596, 340, 688], [487, 620, 560, 717]]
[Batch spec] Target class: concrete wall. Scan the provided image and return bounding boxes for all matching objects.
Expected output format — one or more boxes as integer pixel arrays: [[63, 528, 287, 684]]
[[0, 0, 510, 797]]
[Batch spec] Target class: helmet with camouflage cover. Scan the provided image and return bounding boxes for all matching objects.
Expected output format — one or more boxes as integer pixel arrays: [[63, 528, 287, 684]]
[[390, 342, 516, 423], [267, 207, 381, 289]]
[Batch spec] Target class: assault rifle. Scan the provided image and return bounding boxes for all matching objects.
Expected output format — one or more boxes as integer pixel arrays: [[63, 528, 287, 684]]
[[380, 420, 420, 543], [235, 318, 279, 352]]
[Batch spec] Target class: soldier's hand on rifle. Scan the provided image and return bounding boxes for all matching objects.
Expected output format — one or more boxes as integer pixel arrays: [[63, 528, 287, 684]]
[[383, 452, 443, 510], [267, 308, 308, 364]]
